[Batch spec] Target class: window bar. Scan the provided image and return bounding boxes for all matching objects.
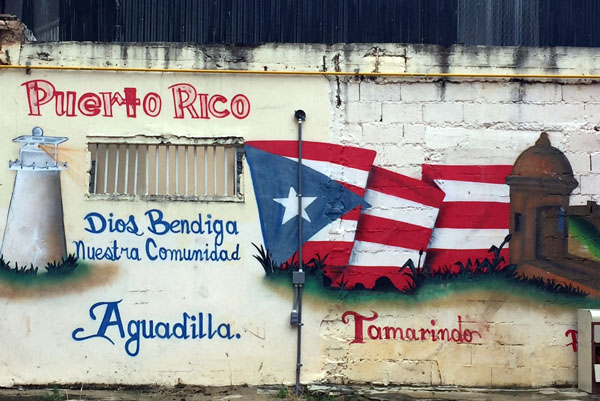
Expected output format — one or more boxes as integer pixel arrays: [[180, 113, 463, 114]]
[[204, 146, 208, 196], [175, 145, 179, 195], [224, 147, 228, 196], [166, 145, 170, 195], [133, 145, 139, 196], [185, 146, 189, 196], [114, 145, 120, 193], [213, 145, 217, 196], [155, 145, 159, 195], [194, 146, 198, 197], [145, 145, 149, 195], [234, 148, 238, 197], [93, 144, 99, 194], [124, 145, 130, 195], [103, 145, 109, 194]]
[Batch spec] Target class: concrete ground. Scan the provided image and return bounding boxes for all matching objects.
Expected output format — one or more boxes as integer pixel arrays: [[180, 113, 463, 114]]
[[2, 385, 600, 401]]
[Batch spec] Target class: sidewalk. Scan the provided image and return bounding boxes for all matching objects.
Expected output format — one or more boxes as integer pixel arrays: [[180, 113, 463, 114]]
[[1, 384, 600, 400]]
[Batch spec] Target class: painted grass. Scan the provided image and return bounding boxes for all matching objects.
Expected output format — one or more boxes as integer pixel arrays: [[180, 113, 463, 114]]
[[0, 257, 91, 288], [266, 268, 600, 308], [569, 215, 600, 261]]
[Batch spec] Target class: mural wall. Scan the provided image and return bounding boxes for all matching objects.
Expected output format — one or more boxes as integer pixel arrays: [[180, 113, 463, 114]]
[[1, 40, 600, 387]]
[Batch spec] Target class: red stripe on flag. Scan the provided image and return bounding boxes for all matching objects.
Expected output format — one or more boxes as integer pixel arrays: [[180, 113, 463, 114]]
[[422, 164, 513, 185], [339, 182, 366, 197], [425, 248, 510, 274], [244, 140, 376, 171], [367, 166, 445, 207], [355, 214, 433, 250], [339, 206, 362, 221], [435, 202, 510, 229], [300, 241, 354, 267]]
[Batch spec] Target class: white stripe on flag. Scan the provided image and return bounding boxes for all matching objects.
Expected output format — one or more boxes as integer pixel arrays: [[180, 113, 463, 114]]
[[434, 179, 509, 203], [428, 228, 509, 250], [362, 189, 440, 228], [285, 157, 370, 188], [308, 219, 358, 242], [349, 240, 424, 266]]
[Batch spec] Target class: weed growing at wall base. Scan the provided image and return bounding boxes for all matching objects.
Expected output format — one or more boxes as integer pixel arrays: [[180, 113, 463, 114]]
[[41, 387, 66, 401]]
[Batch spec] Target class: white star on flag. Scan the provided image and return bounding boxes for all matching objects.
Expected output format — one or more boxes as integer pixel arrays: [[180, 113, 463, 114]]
[[273, 187, 317, 225]]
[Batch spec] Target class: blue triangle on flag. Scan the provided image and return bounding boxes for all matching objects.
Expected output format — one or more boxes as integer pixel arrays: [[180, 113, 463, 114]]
[[245, 145, 369, 265]]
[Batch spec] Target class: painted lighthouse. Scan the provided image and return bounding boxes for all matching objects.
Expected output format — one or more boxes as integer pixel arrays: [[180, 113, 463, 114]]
[[1, 127, 68, 270]]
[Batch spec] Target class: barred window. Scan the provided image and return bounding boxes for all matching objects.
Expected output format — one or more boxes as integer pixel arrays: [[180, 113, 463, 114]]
[[88, 136, 244, 201]]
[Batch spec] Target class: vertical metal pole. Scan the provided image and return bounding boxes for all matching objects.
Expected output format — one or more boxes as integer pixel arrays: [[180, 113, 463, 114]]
[[293, 110, 306, 396]]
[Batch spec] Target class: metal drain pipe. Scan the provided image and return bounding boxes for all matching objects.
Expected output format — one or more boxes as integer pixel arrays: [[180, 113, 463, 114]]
[[291, 109, 306, 396]]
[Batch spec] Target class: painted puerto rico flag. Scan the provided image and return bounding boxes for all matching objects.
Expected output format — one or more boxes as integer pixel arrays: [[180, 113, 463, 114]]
[[338, 166, 446, 290], [422, 164, 513, 273], [244, 141, 376, 267]]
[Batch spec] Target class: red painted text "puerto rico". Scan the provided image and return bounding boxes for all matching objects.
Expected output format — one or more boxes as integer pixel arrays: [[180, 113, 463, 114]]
[[22, 80, 251, 120]]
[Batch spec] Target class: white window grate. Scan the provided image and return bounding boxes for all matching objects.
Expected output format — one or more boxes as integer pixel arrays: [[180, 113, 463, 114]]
[[88, 137, 244, 201]]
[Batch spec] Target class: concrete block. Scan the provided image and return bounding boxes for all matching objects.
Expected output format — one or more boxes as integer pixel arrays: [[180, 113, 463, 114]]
[[423, 103, 464, 123], [380, 144, 425, 167], [520, 345, 576, 369], [492, 323, 532, 346], [471, 344, 518, 368], [518, 103, 585, 124], [384, 360, 437, 385], [381, 103, 422, 123], [434, 148, 515, 165], [360, 82, 401, 102], [362, 123, 402, 144], [580, 173, 600, 195], [401, 82, 441, 102], [564, 131, 600, 153], [570, 194, 597, 205], [592, 153, 600, 172], [442, 365, 492, 387], [346, 82, 360, 102], [521, 83, 562, 103], [334, 123, 363, 144], [343, 359, 386, 383], [444, 82, 518, 103], [563, 152, 591, 175], [491, 367, 534, 386], [563, 84, 600, 103], [345, 101, 382, 123], [403, 124, 426, 144], [584, 103, 600, 121], [464, 103, 521, 123]]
